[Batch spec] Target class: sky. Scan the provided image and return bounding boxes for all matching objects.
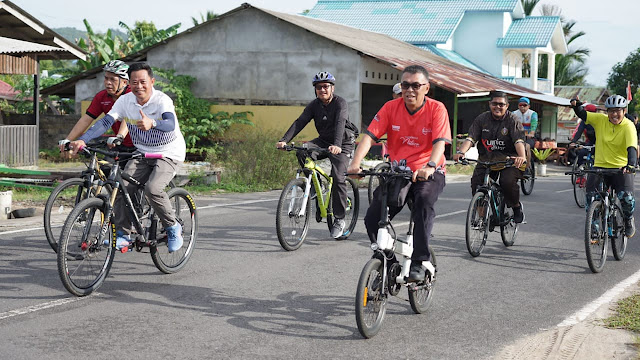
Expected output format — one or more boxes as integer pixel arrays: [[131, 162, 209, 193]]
[[9, 0, 640, 87]]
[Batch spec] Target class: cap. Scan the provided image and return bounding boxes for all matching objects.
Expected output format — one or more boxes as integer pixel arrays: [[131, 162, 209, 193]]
[[584, 103, 597, 112], [519, 97, 530, 105], [392, 83, 401, 94]]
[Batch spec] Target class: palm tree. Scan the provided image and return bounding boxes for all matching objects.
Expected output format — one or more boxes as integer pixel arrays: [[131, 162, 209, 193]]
[[192, 11, 218, 26], [522, 0, 541, 16]]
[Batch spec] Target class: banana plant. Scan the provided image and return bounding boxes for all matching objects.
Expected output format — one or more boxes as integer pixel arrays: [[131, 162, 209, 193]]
[[532, 148, 555, 164]]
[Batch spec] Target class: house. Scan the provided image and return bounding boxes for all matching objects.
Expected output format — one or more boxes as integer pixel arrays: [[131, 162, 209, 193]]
[[42, 3, 570, 156], [554, 86, 610, 142], [306, 0, 568, 95]]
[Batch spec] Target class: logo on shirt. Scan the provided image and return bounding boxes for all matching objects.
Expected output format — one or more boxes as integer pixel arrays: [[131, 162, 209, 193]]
[[373, 114, 380, 122], [422, 127, 431, 135], [482, 128, 490, 132], [501, 127, 508, 136], [481, 139, 506, 152], [392, 125, 401, 132], [400, 136, 420, 147]]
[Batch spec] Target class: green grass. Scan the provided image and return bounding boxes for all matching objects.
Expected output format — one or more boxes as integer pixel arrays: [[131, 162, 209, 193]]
[[0, 186, 53, 205], [604, 294, 640, 333], [445, 163, 475, 175]]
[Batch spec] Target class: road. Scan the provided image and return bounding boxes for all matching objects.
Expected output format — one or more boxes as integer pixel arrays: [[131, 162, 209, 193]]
[[0, 175, 639, 359]]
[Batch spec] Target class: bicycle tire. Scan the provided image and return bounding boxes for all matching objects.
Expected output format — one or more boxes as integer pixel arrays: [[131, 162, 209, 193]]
[[355, 257, 386, 338], [465, 192, 490, 257], [500, 198, 518, 247], [150, 188, 198, 274], [521, 161, 534, 195], [408, 246, 436, 314], [276, 178, 311, 251], [367, 162, 390, 204], [611, 198, 627, 261], [327, 177, 360, 240], [585, 200, 607, 273], [57, 197, 115, 296], [571, 156, 579, 184], [573, 166, 586, 208]]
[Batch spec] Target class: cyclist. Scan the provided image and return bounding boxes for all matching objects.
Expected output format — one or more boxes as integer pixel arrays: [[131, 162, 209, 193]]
[[69, 62, 187, 252], [512, 97, 537, 175], [569, 103, 597, 165], [347, 64, 451, 282], [454, 90, 527, 223], [392, 82, 402, 99], [276, 71, 359, 239], [570, 95, 637, 237], [58, 60, 135, 155]]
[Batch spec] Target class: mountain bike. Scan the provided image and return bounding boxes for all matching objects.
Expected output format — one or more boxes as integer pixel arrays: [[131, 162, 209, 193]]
[[351, 166, 436, 339], [57, 146, 197, 296], [275, 144, 359, 251], [461, 158, 519, 257], [566, 143, 594, 208], [520, 148, 535, 195], [582, 168, 629, 273]]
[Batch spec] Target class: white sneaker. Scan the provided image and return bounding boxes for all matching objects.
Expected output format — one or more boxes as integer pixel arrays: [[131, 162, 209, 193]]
[[330, 218, 346, 239]]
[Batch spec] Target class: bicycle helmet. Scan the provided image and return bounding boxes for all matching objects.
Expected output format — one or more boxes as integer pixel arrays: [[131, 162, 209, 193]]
[[103, 60, 129, 80], [604, 94, 628, 109], [312, 71, 336, 86]]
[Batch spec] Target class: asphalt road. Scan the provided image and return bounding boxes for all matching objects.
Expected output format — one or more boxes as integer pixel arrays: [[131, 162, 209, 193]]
[[1, 174, 639, 359]]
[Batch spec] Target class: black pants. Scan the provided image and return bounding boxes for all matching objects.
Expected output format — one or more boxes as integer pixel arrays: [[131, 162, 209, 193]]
[[471, 166, 522, 208], [364, 172, 445, 262], [296, 138, 353, 219]]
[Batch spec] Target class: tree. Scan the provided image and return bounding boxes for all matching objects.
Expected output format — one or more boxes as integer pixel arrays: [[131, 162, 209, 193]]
[[120, 20, 180, 54], [191, 11, 218, 26], [607, 47, 640, 113], [76, 19, 127, 70], [521, 0, 541, 16]]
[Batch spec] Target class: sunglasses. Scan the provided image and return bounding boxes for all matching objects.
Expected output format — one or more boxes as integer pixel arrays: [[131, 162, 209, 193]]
[[400, 82, 428, 91], [518, 103, 529, 107], [315, 84, 333, 91], [490, 102, 508, 108]]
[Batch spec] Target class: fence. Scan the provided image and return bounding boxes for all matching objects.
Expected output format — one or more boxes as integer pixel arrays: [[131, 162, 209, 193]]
[[0, 125, 38, 166]]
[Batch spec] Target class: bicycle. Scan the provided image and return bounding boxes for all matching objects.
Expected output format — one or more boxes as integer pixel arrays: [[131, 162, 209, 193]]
[[581, 168, 629, 273], [351, 166, 436, 338], [367, 138, 389, 204], [57, 146, 197, 296], [566, 143, 595, 208], [276, 144, 359, 251], [461, 158, 520, 257], [520, 147, 535, 195]]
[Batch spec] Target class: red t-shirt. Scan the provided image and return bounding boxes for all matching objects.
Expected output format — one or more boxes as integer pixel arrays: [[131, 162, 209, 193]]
[[85, 87, 134, 147], [367, 97, 451, 171]]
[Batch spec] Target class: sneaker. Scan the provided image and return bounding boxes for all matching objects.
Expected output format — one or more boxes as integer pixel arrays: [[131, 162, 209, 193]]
[[408, 260, 435, 282], [104, 231, 130, 253], [625, 217, 635, 238], [512, 203, 525, 224], [166, 222, 184, 253], [330, 218, 346, 239]]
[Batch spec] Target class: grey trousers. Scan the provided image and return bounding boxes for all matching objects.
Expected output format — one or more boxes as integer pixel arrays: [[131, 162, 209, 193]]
[[115, 156, 180, 233]]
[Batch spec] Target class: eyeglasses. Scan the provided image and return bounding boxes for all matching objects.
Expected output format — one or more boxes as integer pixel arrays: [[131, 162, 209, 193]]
[[518, 103, 529, 107], [490, 102, 508, 108], [606, 108, 624, 114], [400, 82, 428, 91], [315, 84, 333, 91]]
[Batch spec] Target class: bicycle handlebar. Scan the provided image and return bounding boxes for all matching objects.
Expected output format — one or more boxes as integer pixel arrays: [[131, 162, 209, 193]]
[[280, 144, 331, 155], [459, 158, 516, 167], [77, 145, 162, 161]]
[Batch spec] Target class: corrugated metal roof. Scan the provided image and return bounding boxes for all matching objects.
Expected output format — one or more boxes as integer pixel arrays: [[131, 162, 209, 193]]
[[417, 45, 489, 74], [307, 0, 519, 44], [0, 36, 69, 55], [496, 16, 560, 48], [555, 86, 610, 121]]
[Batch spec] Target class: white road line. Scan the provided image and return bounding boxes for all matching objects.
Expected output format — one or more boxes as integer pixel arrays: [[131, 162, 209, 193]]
[[392, 209, 467, 228], [0, 226, 45, 236], [555, 189, 574, 193], [558, 269, 640, 327], [197, 198, 278, 210], [0, 295, 97, 321]]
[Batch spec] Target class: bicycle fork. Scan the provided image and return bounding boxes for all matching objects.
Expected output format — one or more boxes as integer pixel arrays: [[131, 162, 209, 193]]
[[290, 172, 313, 217]]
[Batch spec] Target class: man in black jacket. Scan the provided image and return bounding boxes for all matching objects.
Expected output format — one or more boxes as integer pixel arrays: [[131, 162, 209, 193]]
[[276, 71, 359, 238]]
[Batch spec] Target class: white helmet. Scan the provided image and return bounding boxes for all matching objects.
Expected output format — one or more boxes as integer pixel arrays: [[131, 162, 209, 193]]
[[604, 95, 628, 109], [103, 60, 129, 80]]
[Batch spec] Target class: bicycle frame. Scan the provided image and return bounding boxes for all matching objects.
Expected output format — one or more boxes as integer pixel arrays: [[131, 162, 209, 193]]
[[477, 167, 503, 226], [289, 154, 334, 218]]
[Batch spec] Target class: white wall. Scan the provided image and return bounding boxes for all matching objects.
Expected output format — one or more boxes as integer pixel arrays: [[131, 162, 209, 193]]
[[452, 12, 506, 77]]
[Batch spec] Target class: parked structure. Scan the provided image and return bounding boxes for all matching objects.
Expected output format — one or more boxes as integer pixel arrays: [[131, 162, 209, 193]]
[[554, 86, 610, 142]]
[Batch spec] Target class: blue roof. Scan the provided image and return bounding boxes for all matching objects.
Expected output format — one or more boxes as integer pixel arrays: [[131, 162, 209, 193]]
[[496, 16, 560, 48], [417, 45, 489, 74], [307, 0, 519, 44]]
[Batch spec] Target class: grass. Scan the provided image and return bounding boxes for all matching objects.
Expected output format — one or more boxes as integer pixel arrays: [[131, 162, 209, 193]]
[[604, 294, 640, 333]]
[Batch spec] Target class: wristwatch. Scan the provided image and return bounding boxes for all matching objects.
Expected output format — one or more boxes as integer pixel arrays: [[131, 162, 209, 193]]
[[151, 119, 157, 128], [425, 161, 437, 168]]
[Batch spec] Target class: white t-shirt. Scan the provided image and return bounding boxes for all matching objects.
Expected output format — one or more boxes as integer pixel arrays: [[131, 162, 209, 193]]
[[108, 88, 186, 162]]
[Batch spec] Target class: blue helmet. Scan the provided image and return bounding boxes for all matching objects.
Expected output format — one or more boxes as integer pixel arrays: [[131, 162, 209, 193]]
[[312, 71, 336, 86]]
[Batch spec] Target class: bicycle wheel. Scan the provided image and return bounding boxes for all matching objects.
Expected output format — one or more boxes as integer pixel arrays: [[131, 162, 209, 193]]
[[57, 197, 115, 296], [585, 200, 607, 273], [500, 198, 518, 247], [355, 257, 386, 338], [368, 162, 390, 204], [571, 156, 580, 184], [408, 246, 437, 314], [276, 178, 311, 251], [327, 178, 360, 240], [611, 198, 627, 261], [573, 166, 586, 208], [521, 161, 534, 195], [465, 192, 490, 257], [150, 188, 198, 274]]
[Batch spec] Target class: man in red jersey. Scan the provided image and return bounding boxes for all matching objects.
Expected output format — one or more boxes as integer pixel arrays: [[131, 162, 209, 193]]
[[58, 60, 134, 154], [348, 65, 451, 282]]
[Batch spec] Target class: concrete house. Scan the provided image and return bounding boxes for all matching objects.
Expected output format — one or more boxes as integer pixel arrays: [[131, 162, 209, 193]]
[[307, 0, 568, 95], [43, 3, 569, 155]]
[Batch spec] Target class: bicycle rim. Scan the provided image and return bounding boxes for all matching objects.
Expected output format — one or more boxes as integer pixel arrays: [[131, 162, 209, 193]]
[[44, 178, 86, 253], [466, 192, 489, 257], [573, 170, 586, 208], [611, 200, 627, 261], [355, 258, 386, 338], [521, 162, 534, 195], [276, 178, 311, 251], [500, 200, 518, 247], [585, 200, 607, 273], [150, 188, 198, 274], [57, 198, 114, 296]]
